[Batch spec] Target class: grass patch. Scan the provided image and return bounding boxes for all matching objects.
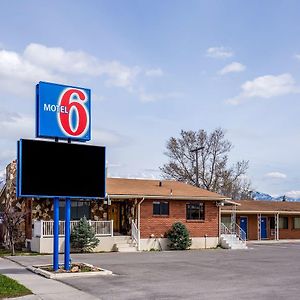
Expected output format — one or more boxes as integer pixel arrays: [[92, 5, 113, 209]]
[[0, 274, 32, 298], [0, 248, 39, 257]]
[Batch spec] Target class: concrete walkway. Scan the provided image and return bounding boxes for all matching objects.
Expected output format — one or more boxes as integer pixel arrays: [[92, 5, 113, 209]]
[[247, 239, 300, 244], [0, 257, 99, 300]]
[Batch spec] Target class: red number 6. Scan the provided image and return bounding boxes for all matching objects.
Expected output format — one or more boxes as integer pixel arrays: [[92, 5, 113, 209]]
[[58, 88, 89, 137]]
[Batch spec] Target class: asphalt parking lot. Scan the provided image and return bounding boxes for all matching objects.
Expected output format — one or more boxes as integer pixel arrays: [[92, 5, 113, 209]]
[[8, 243, 300, 300]]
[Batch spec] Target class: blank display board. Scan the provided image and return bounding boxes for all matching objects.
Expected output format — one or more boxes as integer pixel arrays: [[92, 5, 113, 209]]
[[17, 139, 105, 198]]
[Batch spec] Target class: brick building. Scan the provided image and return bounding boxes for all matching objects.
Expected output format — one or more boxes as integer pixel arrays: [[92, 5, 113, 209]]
[[106, 178, 230, 250], [1, 160, 232, 252], [29, 178, 230, 252], [221, 200, 300, 241]]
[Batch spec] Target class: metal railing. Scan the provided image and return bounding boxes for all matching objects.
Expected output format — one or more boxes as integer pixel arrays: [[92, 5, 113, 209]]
[[221, 222, 247, 246], [235, 223, 247, 243], [33, 220, 113, 238], [131, 220, 140, 250]]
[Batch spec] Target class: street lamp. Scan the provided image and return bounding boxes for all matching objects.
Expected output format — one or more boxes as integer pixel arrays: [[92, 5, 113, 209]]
[[191, 146, 204, 187]]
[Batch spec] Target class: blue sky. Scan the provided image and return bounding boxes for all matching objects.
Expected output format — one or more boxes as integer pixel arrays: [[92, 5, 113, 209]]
[[0, 0, 300, 197]]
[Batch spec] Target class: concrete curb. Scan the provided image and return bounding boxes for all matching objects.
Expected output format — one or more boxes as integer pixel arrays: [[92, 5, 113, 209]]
[[0, 257, 100, 300], [27, 263, 113, 279], [247, 239, 300, 244]]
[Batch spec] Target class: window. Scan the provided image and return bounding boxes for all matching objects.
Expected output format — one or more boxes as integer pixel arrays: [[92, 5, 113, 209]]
[[279, 217, 288, 229], [186, 202, 205, 220], [269, 217, 275, 229], [221, 216, 231, 229], [293, 217, 300, 229], [59, 200, 91, 220], [153, 201, 169, 216]]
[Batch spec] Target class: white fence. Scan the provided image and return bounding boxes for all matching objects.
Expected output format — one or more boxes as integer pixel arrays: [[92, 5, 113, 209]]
[[33, 220, 113, 238]]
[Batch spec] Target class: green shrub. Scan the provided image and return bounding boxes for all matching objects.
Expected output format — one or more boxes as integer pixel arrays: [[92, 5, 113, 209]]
[[70, 217, 99, 252], [166, 222, 192, 250]]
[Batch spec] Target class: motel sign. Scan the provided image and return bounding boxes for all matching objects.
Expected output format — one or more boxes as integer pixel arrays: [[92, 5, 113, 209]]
[[36, 81, 91, 141]]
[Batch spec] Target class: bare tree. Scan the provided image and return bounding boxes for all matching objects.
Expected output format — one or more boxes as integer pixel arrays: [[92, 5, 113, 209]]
[[2, 205, 28, 255], [160, 128, 252, 199]]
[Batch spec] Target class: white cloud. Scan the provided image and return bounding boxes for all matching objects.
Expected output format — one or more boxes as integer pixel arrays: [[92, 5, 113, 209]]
[[226, 73, 299, 105], [106, 162, 124, 168], [90, 128, 129, 147], [0, 149, 15, 167], [0, 43, 173, 102], [264, 172, 287, 179], [294, 54, 300, 61], [206, 46, 234, 59], [0, 48, 63, 95], [145, 68, 164, 77], [103, 62, 141, 89], [0, 43, 143, 96], [285, 190, 300, 199], [25, 43, 141, 89], [0, 112, 34, 140], [218, 62, 246, 75], [24, 43, 99, 76]]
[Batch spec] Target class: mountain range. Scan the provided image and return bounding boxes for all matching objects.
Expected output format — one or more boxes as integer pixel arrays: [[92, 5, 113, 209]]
[[252, 191, 300, 202]]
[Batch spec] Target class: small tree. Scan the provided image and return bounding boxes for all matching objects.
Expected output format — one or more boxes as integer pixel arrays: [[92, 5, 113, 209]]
[[70, 217, 99, 252], [166, 222, 191, 250], [2, 208, 28, 256]]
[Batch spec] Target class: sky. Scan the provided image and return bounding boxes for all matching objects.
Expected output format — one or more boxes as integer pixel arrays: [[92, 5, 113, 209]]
[[0, 0, 300, 197]]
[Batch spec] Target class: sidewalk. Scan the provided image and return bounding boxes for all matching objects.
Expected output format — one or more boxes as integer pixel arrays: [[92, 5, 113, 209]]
[[0, 257, 99, 300], [247, 239, 300, 244]]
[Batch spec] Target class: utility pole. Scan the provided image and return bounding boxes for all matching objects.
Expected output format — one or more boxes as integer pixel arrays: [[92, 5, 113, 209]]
[[191, 146, 204, 187]]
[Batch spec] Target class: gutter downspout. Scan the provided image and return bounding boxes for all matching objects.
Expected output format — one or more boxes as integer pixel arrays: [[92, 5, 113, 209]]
[[137, 197, 145, 251], [218, 205, 221, 243]]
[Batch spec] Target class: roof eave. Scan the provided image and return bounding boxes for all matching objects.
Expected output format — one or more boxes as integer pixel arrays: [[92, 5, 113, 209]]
[[222, 210, 300, 215], [108, 194, 230, 201]]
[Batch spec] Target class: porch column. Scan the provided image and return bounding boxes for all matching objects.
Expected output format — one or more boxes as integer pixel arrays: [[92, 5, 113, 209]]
[[231, 204, 237, 232], [138, 198, 145, 251], [276, 213, 280, 240], [218, 205, 221, 238], [257, 213, 261, 240]]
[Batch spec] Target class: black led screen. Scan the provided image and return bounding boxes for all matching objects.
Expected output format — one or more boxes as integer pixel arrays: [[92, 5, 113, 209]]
[[17, 139, 105, 198]]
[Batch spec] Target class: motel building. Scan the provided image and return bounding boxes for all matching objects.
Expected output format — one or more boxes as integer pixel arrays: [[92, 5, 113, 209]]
[[221, 200, 300, 241], [26, 177, 233, 253], [1, 161, 300, 253], [1, 161, 235, 253]]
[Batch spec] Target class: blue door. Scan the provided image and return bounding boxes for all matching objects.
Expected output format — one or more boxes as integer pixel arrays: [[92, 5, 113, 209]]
[[261, 217, 267, 239], [240, 217, 248, 240]]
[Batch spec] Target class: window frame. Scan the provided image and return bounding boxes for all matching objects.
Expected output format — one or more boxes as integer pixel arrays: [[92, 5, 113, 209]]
[[279, 216, 288, 229], [293, 217, 300, 229], [59, 200, 91, 221], [186, 202, 205, 221], [152, 201, 169, 216]]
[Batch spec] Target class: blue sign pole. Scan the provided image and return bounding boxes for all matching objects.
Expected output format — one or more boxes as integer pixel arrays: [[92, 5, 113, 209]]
[[64, 197, 71, 271], [53, 197, 59, 271]]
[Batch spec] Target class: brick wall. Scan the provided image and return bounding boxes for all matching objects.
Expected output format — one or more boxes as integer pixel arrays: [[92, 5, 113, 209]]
[[140, 199, 219, 239], [277, 215, 300, 239]]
